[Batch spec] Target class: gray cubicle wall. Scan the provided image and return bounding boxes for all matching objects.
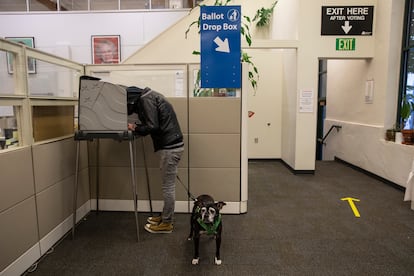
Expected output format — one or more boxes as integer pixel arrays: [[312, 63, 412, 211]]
[[0, 147, 39, 273], [0, 38, 88, 275], [0, 138, 90, 274], [32, 138, 90, 242], [188, 97, 241, 203], [82, 65, 244, 214], [86, 96, 242, 213], [86, 97, 190, 210]]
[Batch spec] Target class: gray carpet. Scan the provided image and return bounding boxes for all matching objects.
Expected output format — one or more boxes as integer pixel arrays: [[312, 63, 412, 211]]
[[25, 160, 414, 275]]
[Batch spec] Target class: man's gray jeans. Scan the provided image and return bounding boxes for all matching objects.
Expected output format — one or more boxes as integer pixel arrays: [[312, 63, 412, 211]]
[[158, 147, 184, 223]]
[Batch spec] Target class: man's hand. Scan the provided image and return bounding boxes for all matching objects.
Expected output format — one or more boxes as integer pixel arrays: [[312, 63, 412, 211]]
[[128, 123, 136, 131]]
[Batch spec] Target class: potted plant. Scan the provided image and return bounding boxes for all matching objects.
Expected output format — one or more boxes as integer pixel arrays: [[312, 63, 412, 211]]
[[401, 93, 414, 144], [385, 124, 400, 142]]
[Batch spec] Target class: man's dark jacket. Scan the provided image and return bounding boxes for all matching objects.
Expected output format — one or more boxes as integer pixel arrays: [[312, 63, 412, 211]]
[[127, 86, 184, 152]]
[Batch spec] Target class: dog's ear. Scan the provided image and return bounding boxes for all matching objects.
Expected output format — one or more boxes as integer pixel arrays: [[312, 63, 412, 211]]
[[216, 201, 226, 210], [194, 200, 202, 208]]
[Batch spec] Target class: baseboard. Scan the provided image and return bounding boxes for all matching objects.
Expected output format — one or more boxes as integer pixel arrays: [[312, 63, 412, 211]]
[[248, 158, 281, 162], [90, 199, 244, 214], [280, 160, 315, 175], [249, 159, 315, 174], [0, 243, 40, 276], [1, 201, 91, 276], [239, 200, 248, 213], [40, 200, 91, 255], [334, 157, 405, 192]]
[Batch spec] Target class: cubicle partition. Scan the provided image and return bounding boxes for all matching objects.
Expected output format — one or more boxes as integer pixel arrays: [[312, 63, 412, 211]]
[[0, 39, 247, 275], [0, 38, 87, 275], [84, 64, 248, 214]]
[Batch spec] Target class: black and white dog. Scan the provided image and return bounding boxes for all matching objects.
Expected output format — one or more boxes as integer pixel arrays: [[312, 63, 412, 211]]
[[187, 194, 226, 265]]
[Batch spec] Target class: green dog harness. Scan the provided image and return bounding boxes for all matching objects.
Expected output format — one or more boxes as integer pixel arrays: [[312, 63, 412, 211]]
[[197, 214, 222, 235]]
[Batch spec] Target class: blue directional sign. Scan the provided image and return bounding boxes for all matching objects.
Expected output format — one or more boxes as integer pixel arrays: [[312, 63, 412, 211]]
[[200, 5, 241, 88]]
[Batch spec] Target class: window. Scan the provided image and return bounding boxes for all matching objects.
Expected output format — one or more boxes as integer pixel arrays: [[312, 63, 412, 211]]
[[0, 0, 27, 11], [399, 0, 414, 129], [32, 106, 75, 142], [29, 0, 57, 11], [120, 0, 149, 10], [0, 106, 20, 150], [0, 38, 83, 150], [0, 0, 197, 12], [60, 0, 88, 11], [91, 0, 118, 10]]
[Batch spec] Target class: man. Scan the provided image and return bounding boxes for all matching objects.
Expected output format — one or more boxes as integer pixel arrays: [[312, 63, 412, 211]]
[[127, 86, 184, 234]]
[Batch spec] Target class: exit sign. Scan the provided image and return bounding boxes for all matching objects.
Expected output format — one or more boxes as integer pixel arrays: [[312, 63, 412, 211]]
[[336, 38, 355, 51]]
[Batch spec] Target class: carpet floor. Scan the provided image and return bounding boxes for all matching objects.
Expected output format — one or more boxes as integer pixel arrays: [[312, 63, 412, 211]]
[[25, 160, 414, 276]]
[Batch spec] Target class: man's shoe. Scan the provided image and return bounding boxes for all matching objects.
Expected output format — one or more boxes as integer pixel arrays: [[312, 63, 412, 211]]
[[144, 222, 173, 234], [147, 216, 162, 225]]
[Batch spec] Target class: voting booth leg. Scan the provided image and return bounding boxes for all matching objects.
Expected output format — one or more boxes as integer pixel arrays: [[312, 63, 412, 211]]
[[96, 139, 100, 212], [72, 140, 80, 239], [129, 139, 140, 241], [141, 138, 153, 215]]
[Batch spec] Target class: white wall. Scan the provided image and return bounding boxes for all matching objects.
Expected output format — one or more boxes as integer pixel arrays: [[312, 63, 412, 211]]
[[246, 49, 283, 158], [281, 49, 298, 166], [327, 60, 378, 124], [125, 0, 299, 161], [1, 0, 412, 188], [0, 11, 188, 63], [323, 0, 414, 190]]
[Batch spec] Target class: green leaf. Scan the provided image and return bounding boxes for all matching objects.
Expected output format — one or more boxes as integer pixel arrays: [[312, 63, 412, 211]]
[[185, 19, 200, 39], [253, 1, 278, 27], [401, 93, 414, 123], [246, 36, 252, 46]]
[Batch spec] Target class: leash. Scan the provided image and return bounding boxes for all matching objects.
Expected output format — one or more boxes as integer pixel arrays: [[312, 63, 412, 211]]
[[176, 175, 197, 201]]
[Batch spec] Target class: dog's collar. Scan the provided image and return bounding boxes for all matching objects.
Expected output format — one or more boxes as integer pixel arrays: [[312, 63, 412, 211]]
[[197, 214, 221, 235]]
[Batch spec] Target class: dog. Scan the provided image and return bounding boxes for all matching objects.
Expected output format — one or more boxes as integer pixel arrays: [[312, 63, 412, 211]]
[[187, 194, 226, 265]]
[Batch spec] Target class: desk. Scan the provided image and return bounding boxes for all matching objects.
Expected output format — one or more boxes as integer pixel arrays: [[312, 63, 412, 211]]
[[72, 130, 139, 241]]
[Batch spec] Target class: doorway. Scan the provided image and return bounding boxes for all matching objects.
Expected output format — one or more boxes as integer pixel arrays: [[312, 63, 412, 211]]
[[316, 59, 327, 160]]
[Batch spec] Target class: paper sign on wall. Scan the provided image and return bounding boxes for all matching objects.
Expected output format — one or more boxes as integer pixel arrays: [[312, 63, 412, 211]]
[[365, 79, 374, 104], [299, 89, 314, 113]]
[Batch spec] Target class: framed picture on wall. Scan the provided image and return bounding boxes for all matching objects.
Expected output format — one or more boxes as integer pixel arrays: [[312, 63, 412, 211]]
[[5, 37, 36, 74], [91, 35, 121, 64]]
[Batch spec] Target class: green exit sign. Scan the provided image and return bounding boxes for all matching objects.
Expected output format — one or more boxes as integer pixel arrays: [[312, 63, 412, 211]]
[[336, 38, 355, 51]]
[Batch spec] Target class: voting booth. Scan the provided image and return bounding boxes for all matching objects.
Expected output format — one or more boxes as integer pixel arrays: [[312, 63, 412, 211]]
[[72, 76, 140, 241]]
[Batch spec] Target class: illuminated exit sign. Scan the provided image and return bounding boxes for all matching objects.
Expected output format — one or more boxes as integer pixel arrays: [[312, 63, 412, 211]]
[[336, 38, 355, 51]]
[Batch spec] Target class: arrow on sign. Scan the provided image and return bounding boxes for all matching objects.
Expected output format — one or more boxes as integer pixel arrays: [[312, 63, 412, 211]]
[[214, 36, 230, 53], [341, 197, 361, 217], [341, 21, 353, 34]]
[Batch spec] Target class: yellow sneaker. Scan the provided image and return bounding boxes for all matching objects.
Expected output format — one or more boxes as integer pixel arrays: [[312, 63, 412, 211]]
[[147, 216, 162, 225], [144, 222, 173, 234]]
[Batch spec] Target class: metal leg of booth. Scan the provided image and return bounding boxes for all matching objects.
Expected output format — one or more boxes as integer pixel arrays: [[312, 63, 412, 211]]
[[96, 139, 100, 212], [72, 140, 80, 239], [129, 138, 140, 241], [72, 135, 139, 242]]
